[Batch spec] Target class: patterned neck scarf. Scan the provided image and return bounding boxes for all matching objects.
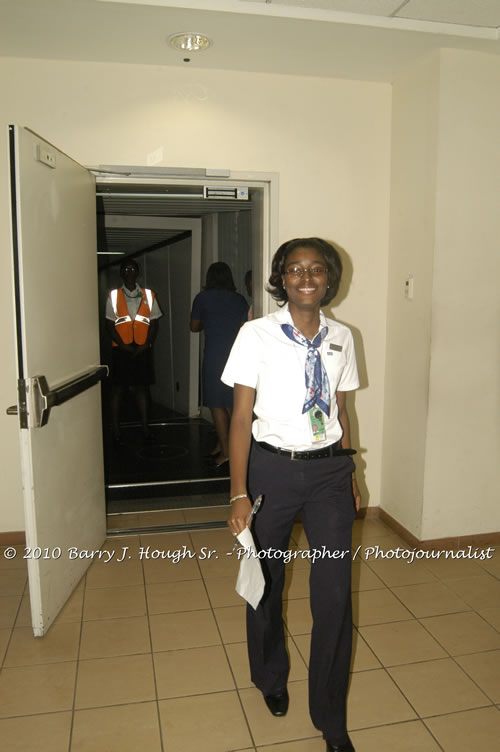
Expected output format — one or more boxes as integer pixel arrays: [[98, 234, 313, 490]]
[[281, 323, 330, 416]]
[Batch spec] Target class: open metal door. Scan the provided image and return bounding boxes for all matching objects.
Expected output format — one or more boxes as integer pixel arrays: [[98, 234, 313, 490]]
[[8, 126, 106, 636]]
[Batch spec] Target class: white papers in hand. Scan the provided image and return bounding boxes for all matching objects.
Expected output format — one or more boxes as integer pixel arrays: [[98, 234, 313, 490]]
[[235, 527, 265, 610]]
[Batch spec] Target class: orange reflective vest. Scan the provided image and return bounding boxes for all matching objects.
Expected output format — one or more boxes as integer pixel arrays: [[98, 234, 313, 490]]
[[110, 287, 155, 346]]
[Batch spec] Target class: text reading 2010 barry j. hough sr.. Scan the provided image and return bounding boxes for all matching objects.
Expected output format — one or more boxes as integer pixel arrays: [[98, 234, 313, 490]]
[[3, 544, 495, 564], [3, 546, 218, 563]]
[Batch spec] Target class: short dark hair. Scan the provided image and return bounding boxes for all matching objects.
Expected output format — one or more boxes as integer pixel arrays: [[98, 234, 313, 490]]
[[120, 258, 139, 276], [267, 237, 342, 306], [205, 262, 236, 291]]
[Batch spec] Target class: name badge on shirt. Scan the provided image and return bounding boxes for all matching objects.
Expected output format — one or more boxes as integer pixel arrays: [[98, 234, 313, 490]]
[[308, 408, 327, 442]]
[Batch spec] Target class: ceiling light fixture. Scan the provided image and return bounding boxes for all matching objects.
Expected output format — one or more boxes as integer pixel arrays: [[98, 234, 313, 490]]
[[167, 32, 212, 53]]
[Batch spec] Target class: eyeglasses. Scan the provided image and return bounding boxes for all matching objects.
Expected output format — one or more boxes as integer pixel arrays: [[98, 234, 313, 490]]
[[284, 266, 327, 279]]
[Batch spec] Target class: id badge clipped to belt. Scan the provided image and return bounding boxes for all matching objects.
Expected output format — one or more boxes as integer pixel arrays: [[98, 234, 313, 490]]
[[308, 407, 327, 442]]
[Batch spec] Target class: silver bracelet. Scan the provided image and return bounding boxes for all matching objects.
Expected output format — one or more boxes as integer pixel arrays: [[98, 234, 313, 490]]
[[230, 494, 249, 504]]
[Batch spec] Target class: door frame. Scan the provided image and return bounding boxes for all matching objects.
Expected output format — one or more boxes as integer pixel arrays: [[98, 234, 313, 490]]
[[94, 169, 279, 501], [90, 169, 280, 320]]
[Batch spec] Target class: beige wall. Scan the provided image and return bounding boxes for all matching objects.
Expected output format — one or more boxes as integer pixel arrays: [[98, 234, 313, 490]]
[[422, 49, 500, 539], [381, 52, 440, 538], [0, 57, 391, 532], [384, 48, 500, 540]]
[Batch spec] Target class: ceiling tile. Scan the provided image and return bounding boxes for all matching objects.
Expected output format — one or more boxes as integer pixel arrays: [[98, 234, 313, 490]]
[[253, 1, 404, 15], [396, 0, 500, 28]]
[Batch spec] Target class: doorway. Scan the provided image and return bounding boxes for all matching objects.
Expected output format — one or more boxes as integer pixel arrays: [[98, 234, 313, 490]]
[[94, 172, 274, 528]]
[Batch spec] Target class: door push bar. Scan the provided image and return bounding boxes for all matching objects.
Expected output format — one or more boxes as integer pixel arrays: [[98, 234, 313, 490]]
[[6, 366, 108, 428]]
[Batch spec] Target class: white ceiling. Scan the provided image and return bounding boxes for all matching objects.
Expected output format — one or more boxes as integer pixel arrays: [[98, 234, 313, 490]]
[[124, 0, 500, 32], [1, 0, 499, 82]]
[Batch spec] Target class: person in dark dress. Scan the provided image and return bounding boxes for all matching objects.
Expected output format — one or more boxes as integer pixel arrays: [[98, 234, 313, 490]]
[[190, 262, 248, 467]]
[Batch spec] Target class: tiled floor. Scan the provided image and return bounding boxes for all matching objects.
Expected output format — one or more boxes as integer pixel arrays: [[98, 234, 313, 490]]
[[1, 514, 499, 751]]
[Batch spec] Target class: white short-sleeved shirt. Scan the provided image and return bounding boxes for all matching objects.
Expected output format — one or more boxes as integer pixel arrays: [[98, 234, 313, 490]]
[[221, 305, 359, 451], [105, 284, 162, 321]]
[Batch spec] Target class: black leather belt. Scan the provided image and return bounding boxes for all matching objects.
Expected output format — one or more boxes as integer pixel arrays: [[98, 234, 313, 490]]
[[256, 440, 355, 461]]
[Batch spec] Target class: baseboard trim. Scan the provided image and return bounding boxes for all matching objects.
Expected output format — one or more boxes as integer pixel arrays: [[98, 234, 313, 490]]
[[0, 531, 26, 545], [2, 509, 499, 550], [357, 506, 500, 549]]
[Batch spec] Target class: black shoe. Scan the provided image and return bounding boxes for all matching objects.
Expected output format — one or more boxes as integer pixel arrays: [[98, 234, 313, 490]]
[[263, 688, 289, 716], [326, 737, 355, 752]]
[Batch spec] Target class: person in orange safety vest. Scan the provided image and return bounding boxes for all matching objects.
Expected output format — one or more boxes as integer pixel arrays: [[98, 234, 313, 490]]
[[105, 259, 162, 445]]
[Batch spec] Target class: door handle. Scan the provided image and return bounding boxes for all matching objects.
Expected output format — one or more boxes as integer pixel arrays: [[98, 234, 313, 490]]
[[27, 365, 109, 428], [6, 405, 18, 416]]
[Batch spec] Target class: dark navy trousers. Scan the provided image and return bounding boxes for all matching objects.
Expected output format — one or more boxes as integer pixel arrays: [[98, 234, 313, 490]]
[[247, 441, 356, 745]]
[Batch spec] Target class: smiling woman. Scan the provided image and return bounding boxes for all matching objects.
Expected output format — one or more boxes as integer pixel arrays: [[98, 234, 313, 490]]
[[269, 236, 342, 317], [221, 237, 360, 752]]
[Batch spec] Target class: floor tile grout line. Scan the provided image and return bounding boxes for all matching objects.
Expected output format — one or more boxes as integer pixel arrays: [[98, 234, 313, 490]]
[[127, 686, 274, 704], [356, 718, 445, 752], [67, 568, 89, 752], [0, 574, 27, 672], [351, 625, 381, 671], [361, 545, 500, 581], [443, 628, 500, 707], [0, 657, 85, 670], [416, 567, 500, 614], [355, 654, 444, 751], [420, 704, 500, 750], [414, 609, 499, 660], [385, 573, 475, 620], [141, 538, 166, 752], [415, 701, 499, 722], [354, 614, 433, 629], [453, 649, 499, 706], [378, 652, 495, 722], [191, 528, 259, 751], [62, 698, 165, 714], [0, 708, 77, 722], [473, 607, 500, 636], [356, 557, 500, 734], [360, 558, 473, 626], [9, 637, 495, 671], [412, 591, 500, 639], [351, 556, 490, 730], [360, 550, 440, 584], [356, 559, 500, 705]]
